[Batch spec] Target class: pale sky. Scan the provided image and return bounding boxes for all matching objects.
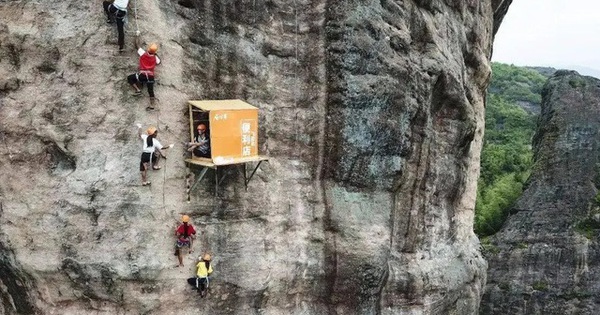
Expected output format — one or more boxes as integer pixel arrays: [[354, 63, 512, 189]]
[[493, 0, 600, 72]]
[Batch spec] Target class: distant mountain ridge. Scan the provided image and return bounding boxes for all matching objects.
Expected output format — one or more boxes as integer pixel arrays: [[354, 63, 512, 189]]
[[524, 65, 600, 80], [477, 62, 598, 237], [482, 69, 600, 315], [525, 66, 556, 78], [566, 65, 600, 79], [488, 63, 548, 115]]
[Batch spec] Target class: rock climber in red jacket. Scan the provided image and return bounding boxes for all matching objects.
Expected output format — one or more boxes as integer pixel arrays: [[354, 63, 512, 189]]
[[128, 35, 161, 110]]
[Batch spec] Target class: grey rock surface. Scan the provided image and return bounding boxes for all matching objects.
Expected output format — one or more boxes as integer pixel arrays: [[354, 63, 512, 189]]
[[481, 71, 600, 314], [0, 0, 507, 314]]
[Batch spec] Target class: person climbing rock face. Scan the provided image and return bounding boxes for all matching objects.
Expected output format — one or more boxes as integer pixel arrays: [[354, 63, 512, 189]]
[[187, 253, 213, 297], [128, 36, 161, 110], [102, 0, 130, 52], [137, 124, 172, 186], [186, 123, 211, 158], [175, 215, 197, 267]]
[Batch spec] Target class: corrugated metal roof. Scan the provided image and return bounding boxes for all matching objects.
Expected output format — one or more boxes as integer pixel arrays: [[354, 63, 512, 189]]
[[188, 99, 258, 111]]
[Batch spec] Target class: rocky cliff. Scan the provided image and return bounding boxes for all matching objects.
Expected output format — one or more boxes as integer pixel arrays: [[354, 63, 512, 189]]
[[481, 71, 600, 314], [0, 0, 509, 314]]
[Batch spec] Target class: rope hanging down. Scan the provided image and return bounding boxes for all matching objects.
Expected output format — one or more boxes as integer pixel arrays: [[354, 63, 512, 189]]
[[134, 0, 140, 35]]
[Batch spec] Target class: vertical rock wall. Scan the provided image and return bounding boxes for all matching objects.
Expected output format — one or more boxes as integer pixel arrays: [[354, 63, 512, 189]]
[[324, 1, 493, 314], [481, 72, 600, 314], [0, 0, 509, 314]]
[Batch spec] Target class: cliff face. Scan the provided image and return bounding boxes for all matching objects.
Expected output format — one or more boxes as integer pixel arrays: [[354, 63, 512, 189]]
[[481, 72, 600, 314], [0, 1, 507, 314]]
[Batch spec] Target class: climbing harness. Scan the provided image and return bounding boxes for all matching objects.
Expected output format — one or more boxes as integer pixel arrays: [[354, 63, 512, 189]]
[[196, 276, 209, 293], [108, 3, 127, 19], [135, 72, 155, 84]]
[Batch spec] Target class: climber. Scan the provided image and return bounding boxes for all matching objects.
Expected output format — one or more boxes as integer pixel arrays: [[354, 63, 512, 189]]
[[185, 123, 211, 158], [128, 35, 161, 110], [102, 0, 131, 52], [175, 215, 197, 267], [186, 253, 213, 297], [137, 124, 173, 186]]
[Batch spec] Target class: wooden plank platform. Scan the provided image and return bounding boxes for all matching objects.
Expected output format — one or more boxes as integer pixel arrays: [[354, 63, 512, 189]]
[[185, 155, 270, 196], [185, 155, 269, 168], [185, 157, 215, 168]]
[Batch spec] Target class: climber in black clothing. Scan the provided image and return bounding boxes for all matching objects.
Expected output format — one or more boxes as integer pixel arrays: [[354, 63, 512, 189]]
[[102, 0, 131, 52]]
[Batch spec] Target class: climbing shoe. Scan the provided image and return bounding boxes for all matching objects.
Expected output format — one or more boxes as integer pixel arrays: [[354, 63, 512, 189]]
[[132, 90, 142, 96]]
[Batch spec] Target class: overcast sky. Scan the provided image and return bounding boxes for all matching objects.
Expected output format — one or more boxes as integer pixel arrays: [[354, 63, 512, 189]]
[[492, 0, 600, 72]]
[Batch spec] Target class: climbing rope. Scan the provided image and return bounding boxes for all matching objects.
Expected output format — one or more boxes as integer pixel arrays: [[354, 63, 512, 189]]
[[129, 0, 168, 217], [160, 116, 168, 217], [133, 0, 140, 35], [137, 0, 170, 218], [147, 107, 170, 218], [162, 163, 168, 214], [253, 0, 257, 73], [293, 0, 300, 154]]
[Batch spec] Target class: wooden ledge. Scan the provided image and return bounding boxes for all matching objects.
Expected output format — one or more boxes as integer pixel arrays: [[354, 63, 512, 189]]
[[185, 155, 269, 168]]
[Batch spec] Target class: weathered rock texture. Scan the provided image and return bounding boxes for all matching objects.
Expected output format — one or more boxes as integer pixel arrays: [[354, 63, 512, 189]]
[[481, 71, 600, 314], [0, 0, 508, 314]]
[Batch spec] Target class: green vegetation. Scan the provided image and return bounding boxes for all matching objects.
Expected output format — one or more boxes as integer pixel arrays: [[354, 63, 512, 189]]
[[594, 190, 600, 205], [574, 218, 600, 239], [517, 242, 528, 249], [560, 290, 593, 300], [479, 236, 500, 256], [532, 281, 549, 291], [498, 282, 510, 291], [574, 192, 600, 239], [475, 63, 548, 237], [488, 62, 547, 104], [569, 78, 587, 89]]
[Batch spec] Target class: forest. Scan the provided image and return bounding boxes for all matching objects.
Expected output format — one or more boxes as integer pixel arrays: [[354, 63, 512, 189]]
[[475, 62, 549, 236]]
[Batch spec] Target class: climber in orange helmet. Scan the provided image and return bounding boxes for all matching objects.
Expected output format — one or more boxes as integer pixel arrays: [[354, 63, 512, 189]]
[[185, 123, 211, 158], [187, 253, 213, 297], [136, 124, 173, 186], [175, 214, 197, 267], [128, 35, 161, 110]]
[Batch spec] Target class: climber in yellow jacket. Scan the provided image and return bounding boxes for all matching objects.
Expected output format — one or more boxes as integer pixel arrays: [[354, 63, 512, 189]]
[[186, 253, 213, 297], [196, 253, 213, 277]]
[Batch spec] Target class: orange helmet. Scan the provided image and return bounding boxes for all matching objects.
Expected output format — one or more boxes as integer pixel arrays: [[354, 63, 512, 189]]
[[197, 124, 206, 131], [202, 253, 211, 261], [147, 43, 158, 54], [146, 126, 157, 135], [182, 215, 190, 223]]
